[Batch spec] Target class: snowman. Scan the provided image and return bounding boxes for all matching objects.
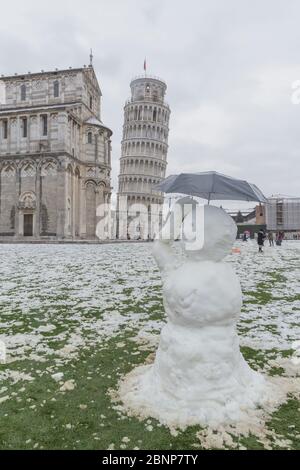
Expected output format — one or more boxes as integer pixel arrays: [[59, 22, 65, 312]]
[[119, 202, 267, 428]]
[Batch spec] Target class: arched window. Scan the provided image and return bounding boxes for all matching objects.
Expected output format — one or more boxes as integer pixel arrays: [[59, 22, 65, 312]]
[[54, 81, 59, 98], [21, 163, 35, 178], [3, 120, 8, 139], [41, 115, 48, 136], [21, 84, 26, 101], [22, 118, 28, 138], [41, 161, 57, 177], [88, 132, 92, 144]]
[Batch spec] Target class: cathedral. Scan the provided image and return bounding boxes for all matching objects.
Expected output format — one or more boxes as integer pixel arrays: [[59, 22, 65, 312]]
[[0, 57, 112, 240]]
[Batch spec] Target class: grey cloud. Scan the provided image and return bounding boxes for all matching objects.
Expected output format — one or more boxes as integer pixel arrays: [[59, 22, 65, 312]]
[[0, 0, 299, 209]]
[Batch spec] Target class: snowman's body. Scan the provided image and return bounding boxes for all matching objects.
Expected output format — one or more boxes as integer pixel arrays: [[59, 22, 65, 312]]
[[120, 205, 267, 427]]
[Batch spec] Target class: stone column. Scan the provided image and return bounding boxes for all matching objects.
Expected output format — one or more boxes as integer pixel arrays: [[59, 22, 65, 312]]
[[72, 170, 76, 238], [56, 159, 67, 239], [14, 166, 20, 237], [79, 182, 87, 238], [36, 163, 41, 238]]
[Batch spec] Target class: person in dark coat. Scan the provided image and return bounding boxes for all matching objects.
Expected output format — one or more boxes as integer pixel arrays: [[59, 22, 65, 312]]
[[257, 229, 266, 253]]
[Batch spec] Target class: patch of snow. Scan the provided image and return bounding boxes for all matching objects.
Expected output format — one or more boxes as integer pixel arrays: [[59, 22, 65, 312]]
[[60, 380, 76, 392], [51, 373, 64, 382]]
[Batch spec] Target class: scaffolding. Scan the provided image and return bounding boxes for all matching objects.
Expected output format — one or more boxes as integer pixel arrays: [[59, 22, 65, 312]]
[[266, 196, 300, 231]]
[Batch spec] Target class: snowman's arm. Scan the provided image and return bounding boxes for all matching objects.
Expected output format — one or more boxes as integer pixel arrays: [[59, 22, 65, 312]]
[[152, 240, 176, 272]]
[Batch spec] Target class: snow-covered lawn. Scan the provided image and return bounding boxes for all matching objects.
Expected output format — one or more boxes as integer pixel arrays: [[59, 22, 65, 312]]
[[0, 241, 299, 449]]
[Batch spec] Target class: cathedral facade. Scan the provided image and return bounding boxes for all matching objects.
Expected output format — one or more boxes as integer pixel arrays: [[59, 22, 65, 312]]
[[0, 62, 112, 240]]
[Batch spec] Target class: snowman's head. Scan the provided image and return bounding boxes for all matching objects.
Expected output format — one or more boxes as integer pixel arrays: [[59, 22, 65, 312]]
[[183, 204, 237, 261]]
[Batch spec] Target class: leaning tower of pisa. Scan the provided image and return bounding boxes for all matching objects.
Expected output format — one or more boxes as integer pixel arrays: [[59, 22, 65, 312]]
[[117, 74, 170, 239]]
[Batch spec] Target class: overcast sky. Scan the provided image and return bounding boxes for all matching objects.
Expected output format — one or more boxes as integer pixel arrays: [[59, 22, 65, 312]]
[[0, 0, 299, 209]]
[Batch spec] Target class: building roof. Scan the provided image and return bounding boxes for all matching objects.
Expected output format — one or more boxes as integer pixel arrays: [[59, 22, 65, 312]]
[[84, 116, 113, 137], [0, 65, 102, 100], [130, 74, 167, 86], [268, 194, 300, 202], [85, 116, 103, 126], [0, 66, 94, 82]]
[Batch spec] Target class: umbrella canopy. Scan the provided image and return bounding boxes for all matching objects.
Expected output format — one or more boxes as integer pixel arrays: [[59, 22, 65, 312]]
[[155, 171, 267, 203]]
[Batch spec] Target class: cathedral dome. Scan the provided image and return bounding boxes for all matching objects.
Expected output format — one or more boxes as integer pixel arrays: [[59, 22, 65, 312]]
[[84, 116, 113, 137], [84, 116, 103, 126]]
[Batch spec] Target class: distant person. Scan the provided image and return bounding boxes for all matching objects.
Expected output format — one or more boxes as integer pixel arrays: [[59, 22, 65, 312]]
[[276, 231, 284, 246], [243, 232, 248, 242], [268, 231, 274, 247], [257, 229, 266, 253]]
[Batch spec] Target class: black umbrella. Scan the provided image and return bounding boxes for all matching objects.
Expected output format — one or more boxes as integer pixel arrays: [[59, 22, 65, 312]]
[[155, 171, 267, 204]]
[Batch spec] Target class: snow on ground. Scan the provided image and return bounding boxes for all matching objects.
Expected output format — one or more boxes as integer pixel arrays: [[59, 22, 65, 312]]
[[0, 241, 299, 369], [0, 243, 162, 372], [0, 241, 299, 430], [231, 240, 300, 351]]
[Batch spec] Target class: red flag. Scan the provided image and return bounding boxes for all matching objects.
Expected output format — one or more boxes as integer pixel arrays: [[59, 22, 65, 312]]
[[144, 58, 147, 72]]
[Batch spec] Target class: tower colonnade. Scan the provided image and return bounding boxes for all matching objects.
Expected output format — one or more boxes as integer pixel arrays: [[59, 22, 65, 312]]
[[117, 75, 170, 239]]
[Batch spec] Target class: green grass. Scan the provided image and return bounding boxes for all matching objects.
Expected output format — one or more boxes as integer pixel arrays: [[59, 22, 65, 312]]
[[0, 243, 299, 450], [267, 400, 300, 450], [1, 330, 299, 450], [1, 324, 299, 450], [0, 331, 203, 450]]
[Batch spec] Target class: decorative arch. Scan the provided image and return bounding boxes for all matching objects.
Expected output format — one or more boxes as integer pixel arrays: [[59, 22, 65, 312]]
[[41, 160, 57, 177], [1, 163, 16, 178], [66, 163, 73, 175], [85, 179, 97, 188], [87, 167, 96, 178], [19, 191, 36, 210], [21, 162, 36, 177]]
